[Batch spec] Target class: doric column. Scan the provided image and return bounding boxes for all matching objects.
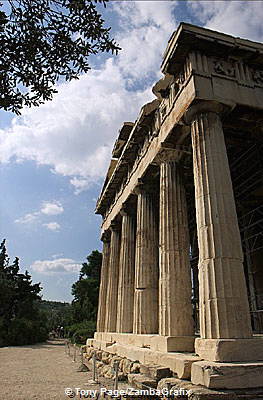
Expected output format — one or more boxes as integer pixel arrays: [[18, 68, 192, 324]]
[[185, 101, 252, 340], [96, 231, 111, 332], [158, 154, 194, 337], [133, 184, 159, 334], [104, 221, 121, 333], [116, 206, 136, 333]]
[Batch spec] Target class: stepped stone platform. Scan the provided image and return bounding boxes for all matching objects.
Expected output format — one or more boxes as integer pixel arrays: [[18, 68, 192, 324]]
[[87, 334, 263, 390], [88, 333, 200, 380], [84, 343, 263, 399]]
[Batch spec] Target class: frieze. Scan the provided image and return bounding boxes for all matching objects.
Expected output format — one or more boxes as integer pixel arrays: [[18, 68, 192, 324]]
[[209, 56, 263, 87], [252, 69, 263, 85], [213, 59, 235, 78]]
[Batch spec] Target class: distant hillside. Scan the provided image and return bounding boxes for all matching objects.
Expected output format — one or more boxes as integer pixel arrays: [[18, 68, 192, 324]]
[[40, 300, 70, 310], [39, 300, 73, 330]]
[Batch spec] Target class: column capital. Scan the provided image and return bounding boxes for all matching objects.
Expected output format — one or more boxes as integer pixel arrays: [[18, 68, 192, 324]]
[[132, 179, 157, 196], [154, 142, 192, 165], [184, 100, 231, 125], [120, 203, 136, 217], [110, 220, 121, 232], [101, 230, 111, 243], [155, 149, 178, 164]]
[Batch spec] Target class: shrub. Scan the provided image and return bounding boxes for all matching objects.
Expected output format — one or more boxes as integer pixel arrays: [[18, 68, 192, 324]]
[[7, 318, 48, 346], [0, 317, 7, 347], [66, 320, 96, 344]]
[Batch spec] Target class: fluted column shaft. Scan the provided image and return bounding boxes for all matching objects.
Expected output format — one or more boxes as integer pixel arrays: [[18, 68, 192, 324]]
[[133, 189, 159, 334], [159, 160, 194, 336], [96, 235, 111, 332], [116, 210, 136, 333], [190, 108, 252, 339], [104, 224, 121, 332]]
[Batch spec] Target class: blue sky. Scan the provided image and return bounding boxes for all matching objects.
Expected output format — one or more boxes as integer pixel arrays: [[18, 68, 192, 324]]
[[0, 1, 262, 302]]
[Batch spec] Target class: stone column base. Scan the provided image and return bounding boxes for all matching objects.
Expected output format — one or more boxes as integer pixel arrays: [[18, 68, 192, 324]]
[[152, 335, 195, 352], [195, 337, 263, 362], [94, 332, 195, 352], [192, 360, 263, 389]]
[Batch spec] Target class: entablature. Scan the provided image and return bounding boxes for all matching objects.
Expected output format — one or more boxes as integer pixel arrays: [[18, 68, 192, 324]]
[[95, 23, 263, 227], [112, 122, 134, 159], [96, 99, 160, 215], [162, 22, 263, 76]]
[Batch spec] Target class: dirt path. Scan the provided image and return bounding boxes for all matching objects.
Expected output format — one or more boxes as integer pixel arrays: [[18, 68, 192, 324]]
[[0, 340, 120, 400]]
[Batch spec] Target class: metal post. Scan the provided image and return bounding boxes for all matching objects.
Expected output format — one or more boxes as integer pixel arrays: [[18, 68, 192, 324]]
[[92, 352, 97, 382], [73, 344, 76, 362], [86, 351, 99, 385], [113, 360, 119, 391], [81, 347, 84, 365], [166, 382, 171, 399]]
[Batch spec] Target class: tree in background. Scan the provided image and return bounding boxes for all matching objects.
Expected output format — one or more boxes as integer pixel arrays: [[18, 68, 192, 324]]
[[40, 300, 73, 332], [0, 240, 48, 346], [69, 250, 102, 343], [0, 0, 120, 114]]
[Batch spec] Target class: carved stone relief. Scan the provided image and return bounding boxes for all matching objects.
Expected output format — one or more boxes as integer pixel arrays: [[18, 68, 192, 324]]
[[213, 58, 235, 78]]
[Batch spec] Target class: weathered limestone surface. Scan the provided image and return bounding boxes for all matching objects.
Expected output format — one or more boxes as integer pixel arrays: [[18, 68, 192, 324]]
[[95, 332, 195, 354], [128, 373, 157, 389], [195, 337, 263, 362], [104, 223, 121, 332], [187, 103, 252, 341], [151, 335, 195, 353], [159, 156, 194, 343], [116, 208, 136, 333], [89, 335, 201, 379], [192, 360, 263, 389], [140, 364, 171, 380], [96, 233, 111, 332], [158, 378, 238, 399], [133, 186, 159, 334]]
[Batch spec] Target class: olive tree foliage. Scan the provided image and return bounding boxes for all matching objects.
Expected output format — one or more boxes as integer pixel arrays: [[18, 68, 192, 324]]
[[0, 0, 120, 114]]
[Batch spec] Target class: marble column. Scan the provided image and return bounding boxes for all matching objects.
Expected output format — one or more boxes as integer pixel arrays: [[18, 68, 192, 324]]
[[159, 156, 194, 337], [96, 232, 111, 332], [133, 184, 159, 334], [104, 222, 121, 333], [116, 206, 136, 333], [185, 102, 252, 340]]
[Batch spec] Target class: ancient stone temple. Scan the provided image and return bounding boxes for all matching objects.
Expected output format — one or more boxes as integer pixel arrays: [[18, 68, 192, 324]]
[[87, 23, 263, 391]]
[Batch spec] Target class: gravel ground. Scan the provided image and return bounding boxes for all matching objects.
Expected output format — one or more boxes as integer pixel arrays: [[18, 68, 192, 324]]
[[0, 340, 125, 400]]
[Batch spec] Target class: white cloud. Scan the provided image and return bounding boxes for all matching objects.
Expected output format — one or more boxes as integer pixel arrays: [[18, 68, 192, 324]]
[[31, 258, 81, 274], [52, 253, 64, 259], [41, 201, 64, 216], [0, 2, 178, 193], [15, 200, 64, 225], [0, 60, 152, 193], [188, 1, 263, 42], [4, 2, 261, 196], [43, 222, 61, 231], [114, 2, 177, 80], [15, 212, 39, 224]]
